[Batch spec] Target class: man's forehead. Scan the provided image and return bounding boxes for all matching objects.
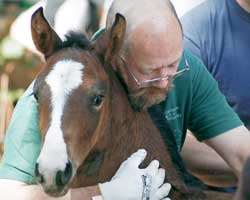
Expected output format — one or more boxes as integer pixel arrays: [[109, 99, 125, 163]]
[[127, 20, 183, 64]]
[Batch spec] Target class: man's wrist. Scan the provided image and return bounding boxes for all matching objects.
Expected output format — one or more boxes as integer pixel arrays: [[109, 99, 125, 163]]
[[71, 185, 102, 200]]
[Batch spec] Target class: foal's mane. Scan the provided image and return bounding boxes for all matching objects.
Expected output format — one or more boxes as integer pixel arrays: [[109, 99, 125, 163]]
[[60, 31, 93, 51]]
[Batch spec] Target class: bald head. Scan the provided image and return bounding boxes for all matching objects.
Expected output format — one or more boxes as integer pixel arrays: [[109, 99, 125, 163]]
[[106, 0, 182, 55], [106, 0, 181, 35]]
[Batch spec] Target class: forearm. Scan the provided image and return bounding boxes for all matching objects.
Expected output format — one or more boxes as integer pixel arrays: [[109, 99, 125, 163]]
[[0, 180, 101, 200], [0, 184, 69, 200], [71, 185, 102, 200], [181, 133, 238, 187], [205, 126, 250, 179]]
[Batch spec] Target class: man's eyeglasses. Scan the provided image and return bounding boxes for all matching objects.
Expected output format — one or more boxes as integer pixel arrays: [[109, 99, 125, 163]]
[[124, 54, 190, 88]]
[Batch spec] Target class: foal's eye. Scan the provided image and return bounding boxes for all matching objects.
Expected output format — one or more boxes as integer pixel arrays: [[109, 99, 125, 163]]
[[92, 95, 104, 107]]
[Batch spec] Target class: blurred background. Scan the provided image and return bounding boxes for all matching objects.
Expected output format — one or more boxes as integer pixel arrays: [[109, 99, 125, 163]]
[[0, 0, 42, 158], [0, 0, 205, 159]]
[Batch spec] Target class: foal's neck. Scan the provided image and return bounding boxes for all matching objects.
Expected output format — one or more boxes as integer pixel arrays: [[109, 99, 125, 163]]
[[72, 75, 187, 194], [97, 83, 189, 192]]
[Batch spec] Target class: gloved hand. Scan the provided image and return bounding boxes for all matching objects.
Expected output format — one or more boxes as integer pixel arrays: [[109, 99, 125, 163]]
[[99, 149, 171, 200]]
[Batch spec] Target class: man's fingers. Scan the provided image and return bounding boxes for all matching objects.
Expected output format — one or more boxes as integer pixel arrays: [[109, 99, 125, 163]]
[[145, 160, 160, 175], [126, 149, 147, 167], [155, 183, 171, 199], [155, 168, 165, 187]]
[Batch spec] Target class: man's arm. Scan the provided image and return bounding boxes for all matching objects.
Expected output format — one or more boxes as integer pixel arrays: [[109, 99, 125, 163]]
[[0, 179, 100, 200], [181, 132, 238, 187], [182, 126, 250, 187], [205, 125, 250, 178]]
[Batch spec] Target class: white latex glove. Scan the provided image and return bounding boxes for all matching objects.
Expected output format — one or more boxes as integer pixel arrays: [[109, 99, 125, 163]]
[[99, 149, 171, 200]]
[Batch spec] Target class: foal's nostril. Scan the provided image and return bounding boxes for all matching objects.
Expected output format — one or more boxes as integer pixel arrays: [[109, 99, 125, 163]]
[[35, 163, 44, 184], [56, 161, 73, 187]]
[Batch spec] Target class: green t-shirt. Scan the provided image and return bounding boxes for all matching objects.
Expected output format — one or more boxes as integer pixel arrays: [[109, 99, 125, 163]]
[[163, 50, 242, 150], [0, 49, 242, 184]]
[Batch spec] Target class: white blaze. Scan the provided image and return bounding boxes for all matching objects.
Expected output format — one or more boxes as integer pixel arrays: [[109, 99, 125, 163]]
[[37, 59, 84, 183]]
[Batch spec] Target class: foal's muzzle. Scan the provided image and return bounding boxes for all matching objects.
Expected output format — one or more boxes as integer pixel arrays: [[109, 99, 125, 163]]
[[35, 161, 73, 196]]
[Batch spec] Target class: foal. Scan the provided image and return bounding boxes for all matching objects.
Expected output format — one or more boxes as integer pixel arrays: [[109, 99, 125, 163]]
[[32, 7, 236, 199]]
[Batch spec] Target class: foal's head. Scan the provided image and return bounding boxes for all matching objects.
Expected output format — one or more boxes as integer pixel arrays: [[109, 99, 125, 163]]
[[31, 8, 126, 196]]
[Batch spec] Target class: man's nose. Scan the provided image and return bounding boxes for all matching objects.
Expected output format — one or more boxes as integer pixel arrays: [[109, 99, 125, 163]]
[[159, 66, 169, 78], [152, 79, 168, 89]]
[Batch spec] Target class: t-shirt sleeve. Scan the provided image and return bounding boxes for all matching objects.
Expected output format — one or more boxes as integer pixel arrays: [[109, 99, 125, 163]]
[[181, 11, 202, 59], [181, 3, 211, 68], [187, 57, 243, 141], [183, 36, 202, 60], [0, 82, 41, 184]]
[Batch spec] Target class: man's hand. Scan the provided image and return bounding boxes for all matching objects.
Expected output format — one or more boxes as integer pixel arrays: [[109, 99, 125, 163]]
[[99, 149, 171, 200]]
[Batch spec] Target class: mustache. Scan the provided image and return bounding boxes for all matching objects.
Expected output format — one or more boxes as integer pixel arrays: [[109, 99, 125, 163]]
[[128, 81, 174, 112]]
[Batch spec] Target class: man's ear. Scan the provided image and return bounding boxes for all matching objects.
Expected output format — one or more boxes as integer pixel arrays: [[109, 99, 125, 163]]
[[31, 7, 62, 58], [104, 13, 126, 64]]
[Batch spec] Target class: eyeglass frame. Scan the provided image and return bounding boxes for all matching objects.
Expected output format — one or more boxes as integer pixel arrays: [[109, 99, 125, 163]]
[[123, 53, 190, 88]]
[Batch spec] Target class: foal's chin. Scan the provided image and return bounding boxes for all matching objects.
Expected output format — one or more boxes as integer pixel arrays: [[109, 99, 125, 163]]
[[41, 184, 70, 197]]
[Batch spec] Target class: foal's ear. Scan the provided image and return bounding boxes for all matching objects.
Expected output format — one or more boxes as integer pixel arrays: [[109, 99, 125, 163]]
[[105, 13, 126, 63], [31, 7, 62, 58]]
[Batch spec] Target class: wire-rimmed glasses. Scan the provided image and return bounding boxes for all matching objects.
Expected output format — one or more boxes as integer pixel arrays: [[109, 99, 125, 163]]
[[125, 54, 190, 88]]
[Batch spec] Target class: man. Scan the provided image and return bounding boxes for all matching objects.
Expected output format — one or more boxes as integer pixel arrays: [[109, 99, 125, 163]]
[[180, 0, 250, 187], [0, 0, 250, 199], [105, 0, 250, 188]]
